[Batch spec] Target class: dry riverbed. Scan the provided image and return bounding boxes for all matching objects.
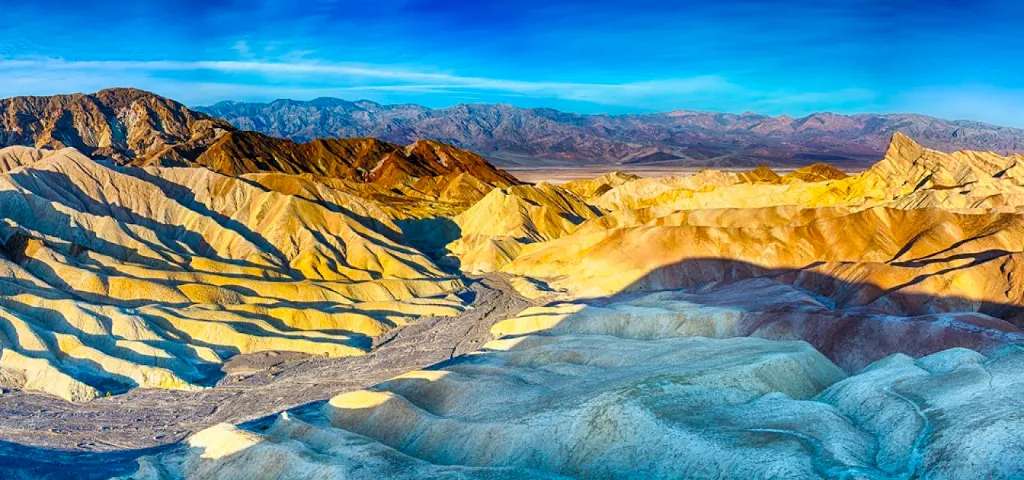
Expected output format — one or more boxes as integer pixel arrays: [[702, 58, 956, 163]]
[[0, 274, 540, 479]]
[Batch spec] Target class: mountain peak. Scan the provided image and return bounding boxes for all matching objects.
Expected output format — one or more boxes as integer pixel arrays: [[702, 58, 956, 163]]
[[882, 131, 925, 165], [94, 86, 162, 97], [0, 89, 231, 163], [863, 131, 1024, 196]]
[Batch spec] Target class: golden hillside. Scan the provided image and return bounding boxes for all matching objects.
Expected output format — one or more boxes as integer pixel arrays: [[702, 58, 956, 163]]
[[3, 130, 1024, 479], [0, 146, 468, 401]]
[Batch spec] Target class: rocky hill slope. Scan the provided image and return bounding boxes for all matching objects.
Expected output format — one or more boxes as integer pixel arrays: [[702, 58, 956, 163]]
[[0, 146, 470, 401], [123, 132, 1024, 479], [200, 98, 1024, 168], [0, 88, 231, 165], [0, 89, 517, 186], [194, 131, 518, 185]]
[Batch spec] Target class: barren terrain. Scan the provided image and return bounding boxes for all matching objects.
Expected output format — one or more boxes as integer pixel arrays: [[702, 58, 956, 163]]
[[0, 274, 536, 478], [1, 89, 1023, 478]]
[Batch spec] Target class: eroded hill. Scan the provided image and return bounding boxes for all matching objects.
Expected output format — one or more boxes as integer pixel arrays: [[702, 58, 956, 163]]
[[0, 146, 493, 401], [0, 89, 518, 187], [1, 123, 1023, 479], [0, 88, 231, 164], [128, 132, 1024, 479]]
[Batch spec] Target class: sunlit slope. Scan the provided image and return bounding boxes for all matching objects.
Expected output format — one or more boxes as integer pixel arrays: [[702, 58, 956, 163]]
[[0, 148, 464, 401], [0, 88, 230, 165], [504, 206, 1024, 302], [447, 183, 599, 272], [192, 132, 520, 187], [592, 133, 1024, 213], [560, 171, 639, 198], [498, 135, 1024, 311], [0, 146, 66, 173]]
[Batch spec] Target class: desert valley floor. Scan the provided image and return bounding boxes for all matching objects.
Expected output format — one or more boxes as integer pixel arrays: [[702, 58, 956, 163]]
[[0, 91, 1023, 478]]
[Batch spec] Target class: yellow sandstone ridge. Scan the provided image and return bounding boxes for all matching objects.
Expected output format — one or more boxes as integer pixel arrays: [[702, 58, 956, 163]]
[[485, 134, 1024, 303], [446, 183, 599, 272], [0, 147, 466, 400]]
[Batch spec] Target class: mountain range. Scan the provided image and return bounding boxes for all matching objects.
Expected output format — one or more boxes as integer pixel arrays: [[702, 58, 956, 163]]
[[0, 89, 515, 185], [199, 97, 1024, 168], [6, 88, 1023, 172]]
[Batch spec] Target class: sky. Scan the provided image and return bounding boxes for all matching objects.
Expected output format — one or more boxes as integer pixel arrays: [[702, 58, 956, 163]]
[[1, 0, 1022, 126]]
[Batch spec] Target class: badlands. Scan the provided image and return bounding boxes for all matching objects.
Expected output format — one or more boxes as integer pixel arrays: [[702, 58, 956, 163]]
[[0, 90, 1023, 478]]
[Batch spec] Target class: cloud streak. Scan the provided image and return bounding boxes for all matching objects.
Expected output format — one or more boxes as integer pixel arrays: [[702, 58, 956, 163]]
[[0, 56, 895, 121], [0, 58, 735, 107]]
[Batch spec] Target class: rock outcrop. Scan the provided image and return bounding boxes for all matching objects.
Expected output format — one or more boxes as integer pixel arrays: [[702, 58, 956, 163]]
[[0, 88, 231, 164]]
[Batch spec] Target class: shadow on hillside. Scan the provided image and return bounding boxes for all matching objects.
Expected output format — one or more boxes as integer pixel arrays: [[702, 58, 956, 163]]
[[0, 439, 173, 480], [394, 216, 463, 270], [7, 252, 1024, 477], [0, 185, 381, 392], [9, 168, 297, 275], [512, 255, 1024, 373], [0, 187, 165, 272], [115, 166, 296, 274], [606, 256, 1024, 322]]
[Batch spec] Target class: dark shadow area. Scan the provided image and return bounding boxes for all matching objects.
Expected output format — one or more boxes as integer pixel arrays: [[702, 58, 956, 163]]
[[611, 256, 1024, 321], [0, 439, 173, 480], [529, 255, 1024, 372], [395, 216, 463, 271]]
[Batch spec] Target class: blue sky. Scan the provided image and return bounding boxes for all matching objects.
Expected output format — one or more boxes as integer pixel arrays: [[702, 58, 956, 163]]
[[1, 0, 1022, 126]]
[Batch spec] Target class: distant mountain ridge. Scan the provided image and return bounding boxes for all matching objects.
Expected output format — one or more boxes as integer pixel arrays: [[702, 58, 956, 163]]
[[0, 89, 516, 185], [199, 98, 1024, 168]]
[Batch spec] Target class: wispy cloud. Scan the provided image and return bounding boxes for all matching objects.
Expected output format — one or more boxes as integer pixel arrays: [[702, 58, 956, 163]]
[[751, 88, 878, 109], [0, 57, 737, 108], [0, 57, 892, 120], [230, 40, 252, 58]]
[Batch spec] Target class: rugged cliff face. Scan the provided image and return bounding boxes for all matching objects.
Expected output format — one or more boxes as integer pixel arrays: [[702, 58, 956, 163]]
[[0, 89, 518, 186], [0, 88, 232, 164], [200, 98, 1024, 167]]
